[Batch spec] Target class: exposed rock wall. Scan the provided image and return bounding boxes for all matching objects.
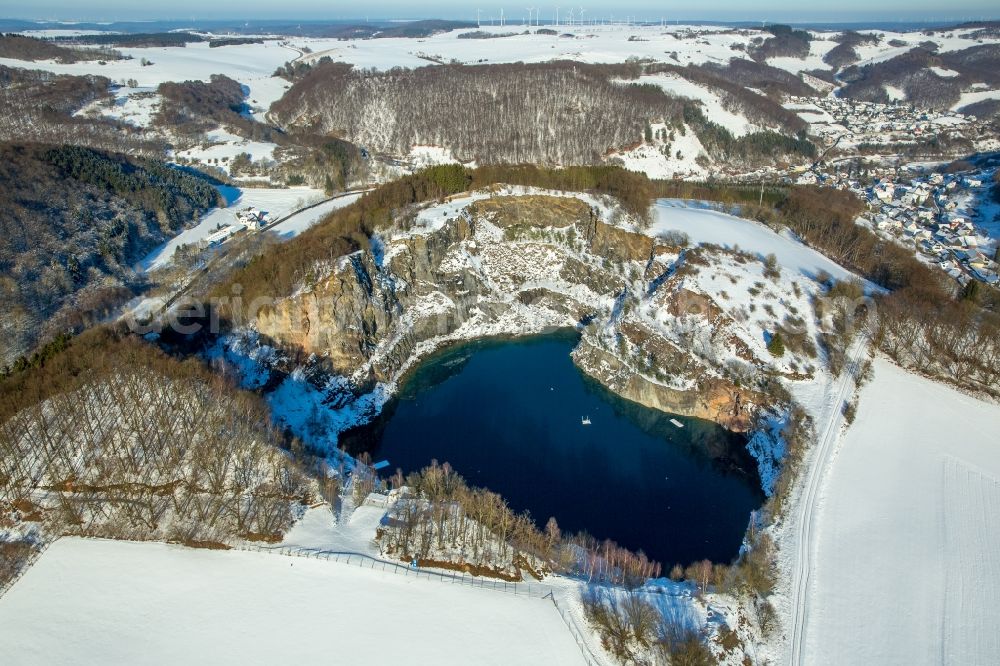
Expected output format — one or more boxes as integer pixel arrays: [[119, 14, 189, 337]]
[[572, 338, 759, 431], [251, 193, 765, 432]]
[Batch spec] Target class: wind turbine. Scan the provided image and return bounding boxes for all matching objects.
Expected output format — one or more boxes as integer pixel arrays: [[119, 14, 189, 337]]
[[477, 8, 482, 27], [500, 7, 505, 26], [579, 7, 585, 26], [527, 7, 535, 26], [555, 5, 559, 26]]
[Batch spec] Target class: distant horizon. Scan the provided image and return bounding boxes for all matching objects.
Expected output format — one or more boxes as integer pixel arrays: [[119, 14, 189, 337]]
[[3, 15, 999, 30], [2, 0, 999, 26]]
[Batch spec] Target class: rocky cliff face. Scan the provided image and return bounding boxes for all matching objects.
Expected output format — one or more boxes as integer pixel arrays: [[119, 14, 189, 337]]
[[251, 191, 765, 432], [571, 340, 758, 431]]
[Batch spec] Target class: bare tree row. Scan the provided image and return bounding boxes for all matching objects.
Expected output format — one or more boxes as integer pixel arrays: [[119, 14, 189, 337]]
[[0, 332, 314, 544]]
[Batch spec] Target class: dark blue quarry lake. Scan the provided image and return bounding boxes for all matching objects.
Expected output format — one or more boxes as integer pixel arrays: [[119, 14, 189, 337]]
[[343, 332, 764, 566]]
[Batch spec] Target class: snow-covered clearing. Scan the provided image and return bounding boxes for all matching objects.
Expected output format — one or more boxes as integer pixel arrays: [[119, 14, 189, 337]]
[[649, 199, 855, 282], [172, 127, 278, 166], [953, 88, 1000, 113], [626, 74, 759, 136], [766, 37, 837, 76], [884, 84, 907, 102], [406, 145, 470, 168], [0, 537, 586, 665], [612, 124, 708, 179], [75, 85, 161, 127], [139, 186, 327, 271], [929, 66, 961, 78], [801, 358, 1000, 665]]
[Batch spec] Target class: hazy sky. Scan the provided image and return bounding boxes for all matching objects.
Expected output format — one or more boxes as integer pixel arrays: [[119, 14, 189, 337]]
[[3, 0, 999, 23]]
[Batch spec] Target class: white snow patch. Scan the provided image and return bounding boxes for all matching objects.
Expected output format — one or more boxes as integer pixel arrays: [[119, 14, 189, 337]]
[[172, 127, 278, 167], [884, 84, 906, 102], [929, 66, 961, 78], [406, 145, 467, 168], [0, 537, 586, 665], [612, 123, 708, 179], [271, 191, 365, 239]]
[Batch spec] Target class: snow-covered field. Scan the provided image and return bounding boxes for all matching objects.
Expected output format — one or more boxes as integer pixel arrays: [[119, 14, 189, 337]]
[[0, 40, 294, 118], [803, 357, 1000, 665], [272, 191, 365, 239], [952, 88, 1000, 112], [11, 24, 995, 81], [650, 199, 856, 282], [0, 537, 586, 665]]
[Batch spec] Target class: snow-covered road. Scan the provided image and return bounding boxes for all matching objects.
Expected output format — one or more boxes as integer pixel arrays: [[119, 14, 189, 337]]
[[787, 339, 869, 664]]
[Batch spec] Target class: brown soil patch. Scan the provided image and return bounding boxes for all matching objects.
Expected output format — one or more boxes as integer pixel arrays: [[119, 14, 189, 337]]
[[244, 532, 283, 543], [173, 539, 232, 550], [403, 556, 524, 582]]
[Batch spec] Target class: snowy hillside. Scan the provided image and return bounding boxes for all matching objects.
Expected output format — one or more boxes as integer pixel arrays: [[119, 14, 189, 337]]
[[5, 22, 997, 179]]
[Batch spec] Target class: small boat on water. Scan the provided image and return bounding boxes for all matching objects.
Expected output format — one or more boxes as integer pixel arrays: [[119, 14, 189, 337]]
[[670, 418, 684, 428], [581, 415, 592, 425]]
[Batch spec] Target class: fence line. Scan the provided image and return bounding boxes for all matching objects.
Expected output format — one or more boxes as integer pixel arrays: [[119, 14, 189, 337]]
[[238, 542, 605, 665], [549, 593, 604, 666], [231, 542, 550, 599]]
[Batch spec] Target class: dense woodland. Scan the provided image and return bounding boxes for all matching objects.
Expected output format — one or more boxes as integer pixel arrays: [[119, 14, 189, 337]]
[[271, 60, 688, 165], [750, 25, 812, 62], [155, 74, 252, 136], [681, 105, 815, 164], [0, 328, 318, 567], [52, 32, 204, 48], [0, 65, 161, 154], [208, 37, 264, 48], [0, 143, 220, 366], [823, 31, 881, 70], [698, 57, 817, 98], [270, 58, 817, 172], [0, 33, 121, 63], [155, 73, 365, 190]]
